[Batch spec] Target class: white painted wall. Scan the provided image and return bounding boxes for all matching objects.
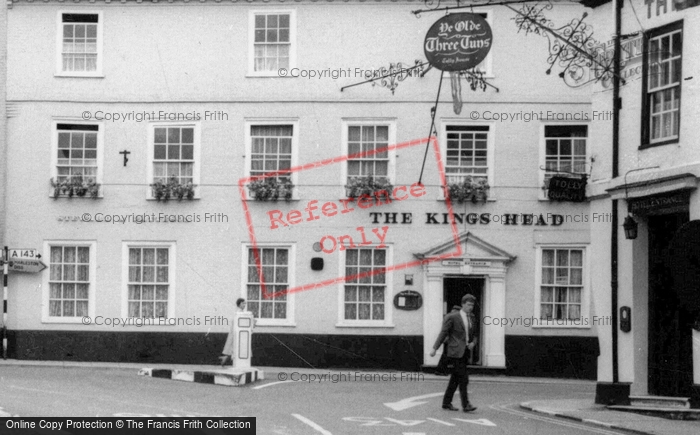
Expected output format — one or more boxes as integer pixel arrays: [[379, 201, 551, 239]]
[[5, 2, 598, 345], [587, 0, 700, 390]]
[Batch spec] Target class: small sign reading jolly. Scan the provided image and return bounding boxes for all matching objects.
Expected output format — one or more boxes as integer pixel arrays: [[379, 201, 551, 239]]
[[424, 13, 493, 71], [547, 175, 588, 202]]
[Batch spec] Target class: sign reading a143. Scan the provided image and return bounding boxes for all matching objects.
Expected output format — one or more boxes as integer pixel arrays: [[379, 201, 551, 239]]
[[8, 249, 38, 260]]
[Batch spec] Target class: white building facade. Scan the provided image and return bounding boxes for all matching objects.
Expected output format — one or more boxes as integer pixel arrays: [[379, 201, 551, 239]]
[[3, 0, 605, 378], [585, 0, 700, 406]]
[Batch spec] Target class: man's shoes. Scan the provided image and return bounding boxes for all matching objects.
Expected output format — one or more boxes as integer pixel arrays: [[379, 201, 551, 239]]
[[462, 404, 477, 412], [442, 404, 459, 411]]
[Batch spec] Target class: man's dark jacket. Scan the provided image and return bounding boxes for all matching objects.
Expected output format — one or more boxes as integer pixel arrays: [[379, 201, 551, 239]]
[[432, 310, 479, 359]]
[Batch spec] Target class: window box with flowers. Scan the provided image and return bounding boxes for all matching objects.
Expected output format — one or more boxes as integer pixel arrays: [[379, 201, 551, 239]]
[[346, 176, 393, 200], [247, 177, 295, 201], [150, 177, 196, 202], [50, 175, 100, 199], [443, 176, 489, 203]]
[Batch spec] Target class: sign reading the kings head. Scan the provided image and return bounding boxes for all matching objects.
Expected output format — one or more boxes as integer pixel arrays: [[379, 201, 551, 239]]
[[424, 13, 493, 71]]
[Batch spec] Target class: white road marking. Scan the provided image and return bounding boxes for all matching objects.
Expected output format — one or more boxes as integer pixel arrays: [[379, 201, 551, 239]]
[[291, 414, 333, 435], [453, 418, 496, 426], [384, 417, 423, 426], [384, 392, 444, 411], [342, 417, 395, 426], [0, 406, 16, 418], [402, 433, 426, 435], [253, 380, 294, 389], [426, 417, 455, 426]]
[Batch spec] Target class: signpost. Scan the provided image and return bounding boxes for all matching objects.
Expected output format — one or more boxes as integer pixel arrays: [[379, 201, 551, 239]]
[[8, 258, 47, 273], [2, 247, 7, 359], [1, 247, 46, 359]]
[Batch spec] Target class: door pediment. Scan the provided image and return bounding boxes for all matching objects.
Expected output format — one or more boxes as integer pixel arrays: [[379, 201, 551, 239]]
[[414, 231, 516, 263]]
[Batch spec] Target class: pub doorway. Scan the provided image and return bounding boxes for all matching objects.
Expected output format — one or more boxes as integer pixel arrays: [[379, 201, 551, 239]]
[[443, 277, 484, 365], [647, 210, 693, 397]]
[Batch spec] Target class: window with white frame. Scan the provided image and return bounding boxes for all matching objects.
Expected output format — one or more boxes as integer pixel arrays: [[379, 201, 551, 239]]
[[343, 248, 387, 321], [59, 13, 101, 74], [539, 248, 584, 321], [543, 125, 587, 191], [127, 246, 171, 318], [55, 123, 99, 187], [251, 11, 294, 74], [48, 245, 92, 318], [153, 126, 194, 185], [246, 247, 289, 320], [444, 125, 489, 184], [149, 124, 199, 198], [644, 21, 682, 145], [250, 125, 293, 179], [346, 125, 391, 183]]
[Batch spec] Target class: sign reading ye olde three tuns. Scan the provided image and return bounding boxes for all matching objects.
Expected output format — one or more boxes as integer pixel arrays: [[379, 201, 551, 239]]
[[424, 13, 493, 71]]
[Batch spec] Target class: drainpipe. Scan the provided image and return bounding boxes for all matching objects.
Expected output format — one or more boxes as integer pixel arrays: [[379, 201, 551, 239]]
[[611, 0, 622, 387]]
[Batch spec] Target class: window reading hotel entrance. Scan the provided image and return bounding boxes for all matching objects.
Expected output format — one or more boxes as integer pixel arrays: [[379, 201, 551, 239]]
[[443, 277, 484, 365]]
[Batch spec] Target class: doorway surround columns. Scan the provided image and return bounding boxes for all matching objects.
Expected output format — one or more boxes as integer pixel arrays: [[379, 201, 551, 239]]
[[417, 232, 515, 368]]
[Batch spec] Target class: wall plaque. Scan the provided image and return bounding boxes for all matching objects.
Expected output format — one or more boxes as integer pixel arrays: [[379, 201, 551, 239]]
[[629, 190, 690, 215], [394, 291, 423, 311]]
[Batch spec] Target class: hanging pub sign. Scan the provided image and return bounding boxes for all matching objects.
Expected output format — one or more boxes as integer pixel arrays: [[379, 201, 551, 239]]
[[424, 13, 493, 71], [547, 175, 588, 202]]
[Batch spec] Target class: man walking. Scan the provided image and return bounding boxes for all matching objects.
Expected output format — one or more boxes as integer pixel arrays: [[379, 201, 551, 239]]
[[429, 294, 478, 412]]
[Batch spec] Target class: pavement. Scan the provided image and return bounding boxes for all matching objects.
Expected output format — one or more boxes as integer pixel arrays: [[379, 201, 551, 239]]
[[1, 359, 699, 434], [0, 359, 591, 386], [521, 399, 700, 435]]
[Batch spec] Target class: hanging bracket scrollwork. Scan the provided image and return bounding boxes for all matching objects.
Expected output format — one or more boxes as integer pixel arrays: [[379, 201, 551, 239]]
[[340, 60, 428, 94], [508, 2, 620, 88]]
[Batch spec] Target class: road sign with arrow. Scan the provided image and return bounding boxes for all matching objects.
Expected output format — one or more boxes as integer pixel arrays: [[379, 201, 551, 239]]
[[7, 258, 47, 273]]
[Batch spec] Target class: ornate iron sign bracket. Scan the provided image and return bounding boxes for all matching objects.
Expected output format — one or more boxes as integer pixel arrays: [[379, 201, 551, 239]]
[[340, 60, 429, 94], [507, 2, 621, 88]]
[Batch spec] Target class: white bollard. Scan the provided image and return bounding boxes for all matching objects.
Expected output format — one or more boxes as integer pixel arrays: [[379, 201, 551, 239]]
[[233, 312, 254, 369]]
